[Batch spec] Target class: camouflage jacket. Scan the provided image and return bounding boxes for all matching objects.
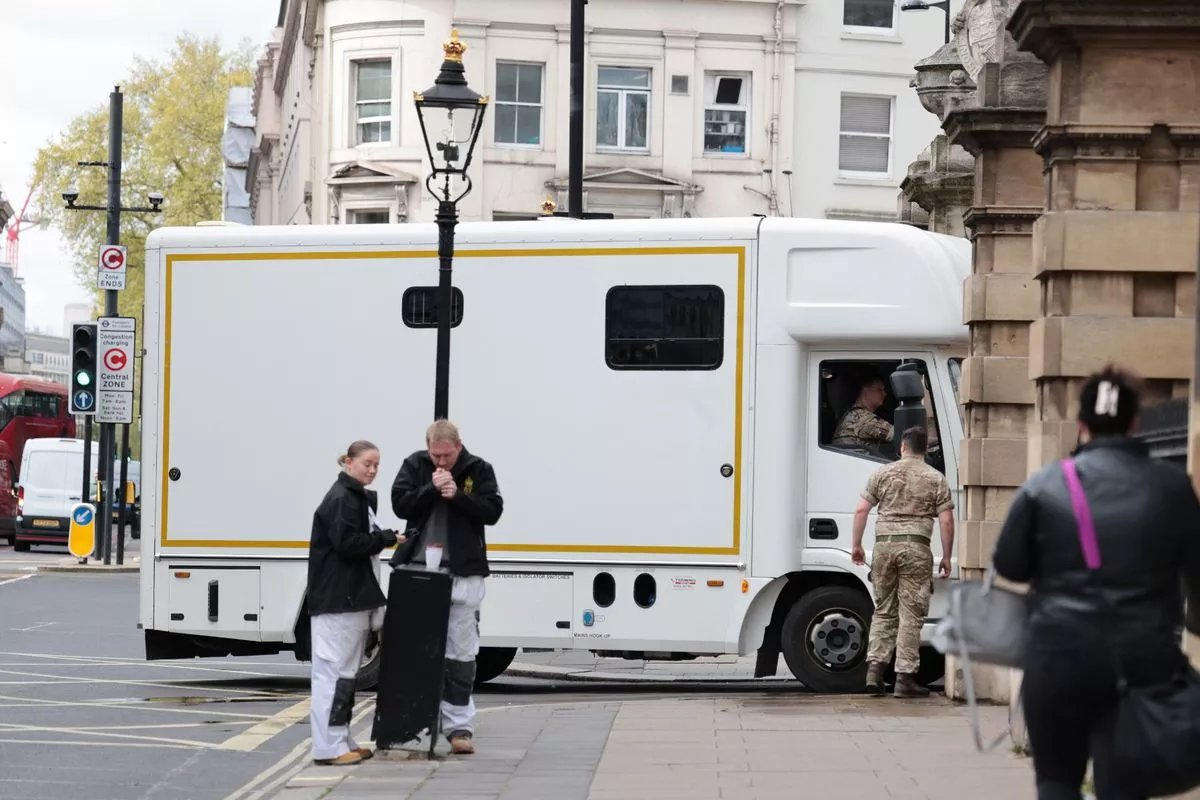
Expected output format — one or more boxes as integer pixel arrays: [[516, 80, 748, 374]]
[[832, 403, 894, 448], [861, 455, 954, 539]]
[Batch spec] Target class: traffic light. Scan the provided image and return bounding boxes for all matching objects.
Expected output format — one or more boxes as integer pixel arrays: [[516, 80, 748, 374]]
[[70, 323, 98, 415]]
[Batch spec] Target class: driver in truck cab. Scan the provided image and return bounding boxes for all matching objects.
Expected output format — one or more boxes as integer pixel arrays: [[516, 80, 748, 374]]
[[832, 374, 895, 452]]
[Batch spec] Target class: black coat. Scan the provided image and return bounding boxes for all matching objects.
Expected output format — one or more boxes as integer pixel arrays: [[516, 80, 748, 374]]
[[994, 436, 1200, 656], [389, 447, 503, 577], [307, 471, 394, 616]]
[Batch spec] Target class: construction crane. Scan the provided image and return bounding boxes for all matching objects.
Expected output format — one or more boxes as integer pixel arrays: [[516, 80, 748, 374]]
[[3, 185, 37, 276]]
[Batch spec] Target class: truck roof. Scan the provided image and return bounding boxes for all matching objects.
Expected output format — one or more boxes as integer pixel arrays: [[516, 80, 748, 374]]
[[147, 216, 971, 345], [146, 215, 960, 252]]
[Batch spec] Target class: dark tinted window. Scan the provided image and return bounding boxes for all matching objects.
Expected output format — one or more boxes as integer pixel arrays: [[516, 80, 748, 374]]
[[605, 285, 725, 370], [401, 287, 464, 329]]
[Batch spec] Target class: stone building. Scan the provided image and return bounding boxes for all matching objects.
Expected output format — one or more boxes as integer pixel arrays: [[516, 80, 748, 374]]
[[246, 0, 952, 225], [899, 0, 1200, 728]]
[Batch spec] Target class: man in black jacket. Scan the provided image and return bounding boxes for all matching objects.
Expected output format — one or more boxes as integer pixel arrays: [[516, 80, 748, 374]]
[[391, 419, 502, 755]]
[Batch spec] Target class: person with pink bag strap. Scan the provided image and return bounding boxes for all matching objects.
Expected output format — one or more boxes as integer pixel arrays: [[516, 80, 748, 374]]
[[991, 367, 1200, 800]]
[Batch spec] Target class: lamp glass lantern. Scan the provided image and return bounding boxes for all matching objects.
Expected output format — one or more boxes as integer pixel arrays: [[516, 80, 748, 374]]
[[413, 30, 489, 203]]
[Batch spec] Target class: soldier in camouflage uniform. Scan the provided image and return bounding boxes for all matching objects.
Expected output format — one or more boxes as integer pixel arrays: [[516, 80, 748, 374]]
[[832, 376, 894, 453], [850, 426, 955, 698]]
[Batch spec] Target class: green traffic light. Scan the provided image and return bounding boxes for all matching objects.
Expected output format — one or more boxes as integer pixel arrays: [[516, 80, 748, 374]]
[[76, 371, 92, 387]]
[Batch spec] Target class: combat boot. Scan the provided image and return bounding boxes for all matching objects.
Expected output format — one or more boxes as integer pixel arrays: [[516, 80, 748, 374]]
[[893, 673, 930, 698], [865, 662, 886, 696]]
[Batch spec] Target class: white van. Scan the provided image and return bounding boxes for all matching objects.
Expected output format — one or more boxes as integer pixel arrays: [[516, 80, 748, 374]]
[[15, 438, 101, 551]]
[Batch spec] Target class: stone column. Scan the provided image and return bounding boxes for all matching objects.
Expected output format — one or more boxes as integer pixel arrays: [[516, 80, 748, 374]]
[[898, 42, 977, 236], [944, 0, 1047, 586], [940, 0, 1048, 712], [1010, 1, 1200, 723], [1011, 0, 1199, 466], [900, 136, 975, 237]]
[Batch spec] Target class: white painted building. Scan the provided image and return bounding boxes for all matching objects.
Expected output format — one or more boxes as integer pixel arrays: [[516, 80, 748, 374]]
[[248, 0, 955, 225], [26, 332, 69, 386]]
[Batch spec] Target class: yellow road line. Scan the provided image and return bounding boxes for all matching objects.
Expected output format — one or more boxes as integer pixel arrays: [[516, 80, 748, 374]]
[[214, 698, 312, 752], [223, 698, 376, 800]]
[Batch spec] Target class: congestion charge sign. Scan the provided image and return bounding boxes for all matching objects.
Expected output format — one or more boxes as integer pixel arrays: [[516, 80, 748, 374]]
[[97, 244, 128, 291], [96, 317, 136, 424]]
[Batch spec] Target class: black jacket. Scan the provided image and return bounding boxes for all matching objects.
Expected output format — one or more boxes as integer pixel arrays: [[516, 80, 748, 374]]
[[307, 472, 395, 616], [994, 436, 1200, 651], [389, 447, 502, 577]]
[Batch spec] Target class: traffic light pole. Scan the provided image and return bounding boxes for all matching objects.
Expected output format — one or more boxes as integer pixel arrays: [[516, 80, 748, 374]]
[[97, 87, 123, 566]]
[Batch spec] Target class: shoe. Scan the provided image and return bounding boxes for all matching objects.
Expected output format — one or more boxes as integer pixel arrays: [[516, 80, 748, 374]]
[[354, 748, 374, 760], [865, 662, 886, 696], [314, 751, 363, 766], [894, 673, 931, 698], [449, 733, 475, 755]]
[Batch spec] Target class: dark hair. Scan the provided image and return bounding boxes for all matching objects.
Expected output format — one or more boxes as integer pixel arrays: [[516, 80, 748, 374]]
[[1078, 365, 1140, 437], [337, 439, 378, 467], [901, 426, 928, 455]]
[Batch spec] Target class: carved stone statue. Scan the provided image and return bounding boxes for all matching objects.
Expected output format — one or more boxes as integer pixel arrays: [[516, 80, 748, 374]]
[[953, 0, 1016, 81]]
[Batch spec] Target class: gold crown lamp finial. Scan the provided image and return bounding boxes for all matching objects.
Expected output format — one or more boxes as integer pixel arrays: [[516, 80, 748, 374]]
[[541, 197, 557, 215], [443, 29, 467, 63]]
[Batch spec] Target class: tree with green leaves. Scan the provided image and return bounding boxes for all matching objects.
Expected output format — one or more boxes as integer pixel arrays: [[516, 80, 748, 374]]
[[32, 34, 255, 456]]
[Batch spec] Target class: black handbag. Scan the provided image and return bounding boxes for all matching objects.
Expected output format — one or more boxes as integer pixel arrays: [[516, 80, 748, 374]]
[[1063, 459, 1200, 797]]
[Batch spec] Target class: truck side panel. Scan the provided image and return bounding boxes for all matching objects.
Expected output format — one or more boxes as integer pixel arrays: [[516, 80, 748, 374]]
[[154, 244, 747, 559], [146, 239, 754, 655]]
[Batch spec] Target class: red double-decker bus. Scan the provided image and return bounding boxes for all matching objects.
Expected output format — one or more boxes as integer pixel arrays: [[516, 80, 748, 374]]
[[0, 374, 76, 476], [0, 374, 75, 545]]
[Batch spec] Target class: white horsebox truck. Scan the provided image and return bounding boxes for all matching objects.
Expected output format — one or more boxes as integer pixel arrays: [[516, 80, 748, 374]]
[[137, 216, 969, 693]]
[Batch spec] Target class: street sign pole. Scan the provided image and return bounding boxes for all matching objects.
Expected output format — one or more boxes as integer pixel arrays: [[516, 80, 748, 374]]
[[98, 87, 123, 566]]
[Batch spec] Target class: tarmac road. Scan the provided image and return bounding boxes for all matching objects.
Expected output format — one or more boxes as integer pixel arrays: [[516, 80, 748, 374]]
[[0, 551, 805, 800]]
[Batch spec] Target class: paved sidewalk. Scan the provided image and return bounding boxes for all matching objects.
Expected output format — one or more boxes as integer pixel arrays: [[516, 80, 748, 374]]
[[507, 649, 787, 682], [271, 694, 1033, 800]]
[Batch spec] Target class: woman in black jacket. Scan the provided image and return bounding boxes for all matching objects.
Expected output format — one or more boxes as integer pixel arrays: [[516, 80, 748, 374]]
[[993, 367, 1200, 800], [307, 440, 403, 766]]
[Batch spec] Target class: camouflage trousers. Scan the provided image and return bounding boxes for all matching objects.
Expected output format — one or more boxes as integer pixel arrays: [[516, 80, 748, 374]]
[[866, 540, 932, 674]]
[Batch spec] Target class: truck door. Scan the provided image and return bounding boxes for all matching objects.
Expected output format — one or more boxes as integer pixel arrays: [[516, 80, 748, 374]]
[[806, 352, 959, 577]]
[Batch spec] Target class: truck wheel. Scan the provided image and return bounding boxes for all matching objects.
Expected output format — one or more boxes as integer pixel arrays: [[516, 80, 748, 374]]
[[13, 539, 30, 552], [355, 630, 383, 691], [780, 585, 873, 693], [474, 647, 517, 687]]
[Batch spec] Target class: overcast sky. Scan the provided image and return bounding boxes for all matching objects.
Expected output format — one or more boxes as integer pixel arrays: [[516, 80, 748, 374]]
[[0, 0, 279, 335]]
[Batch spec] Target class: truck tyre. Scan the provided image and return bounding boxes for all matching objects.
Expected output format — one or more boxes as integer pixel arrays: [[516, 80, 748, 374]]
[[474, 647, 517, 687], [780, 585, 873, 693], [13, 538, 30, 552], [355, 630, 384, 691]]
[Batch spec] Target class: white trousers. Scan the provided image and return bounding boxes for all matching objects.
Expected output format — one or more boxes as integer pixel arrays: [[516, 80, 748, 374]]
[[310, 609, 371, 760], [442, 576, 486, 738]]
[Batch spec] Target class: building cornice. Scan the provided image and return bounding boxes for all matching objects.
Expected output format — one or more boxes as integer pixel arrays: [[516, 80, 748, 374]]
[[273, 0, 302, 98]]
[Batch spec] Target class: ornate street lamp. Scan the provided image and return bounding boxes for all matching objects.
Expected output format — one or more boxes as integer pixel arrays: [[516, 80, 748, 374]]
[[413, 29, 488, 420]]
